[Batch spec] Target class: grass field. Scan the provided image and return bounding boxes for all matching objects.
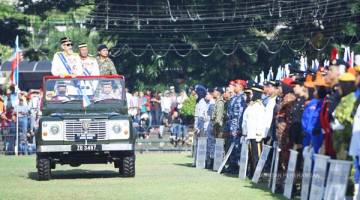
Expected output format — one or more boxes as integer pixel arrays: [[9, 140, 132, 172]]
[[0, 153, 284, 200]]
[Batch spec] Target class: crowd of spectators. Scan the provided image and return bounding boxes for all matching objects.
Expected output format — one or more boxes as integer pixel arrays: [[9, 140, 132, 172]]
[[0, 85, 42, 155], [126, 86, 190, 146]]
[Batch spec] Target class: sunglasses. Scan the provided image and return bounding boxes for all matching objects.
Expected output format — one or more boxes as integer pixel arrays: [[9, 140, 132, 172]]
[[64, 43, 73, 47]]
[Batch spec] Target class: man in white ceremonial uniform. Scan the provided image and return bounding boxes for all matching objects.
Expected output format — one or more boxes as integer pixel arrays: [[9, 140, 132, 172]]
[[78, 43, 100, 76], [242, 84, 266, 178], [51, 37, 83, 96], [78, 43, 100, 96], [51, 37, 83, 77]]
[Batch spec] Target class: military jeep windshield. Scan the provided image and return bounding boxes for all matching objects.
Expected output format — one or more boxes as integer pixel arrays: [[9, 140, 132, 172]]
[[42, 75, 126, 114], [45, 76, 124, 102]]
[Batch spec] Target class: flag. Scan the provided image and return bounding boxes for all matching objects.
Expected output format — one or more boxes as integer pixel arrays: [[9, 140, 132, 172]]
[[315, 59, 320, 71], [343, 47, 350, 63], [77, 81, 91, 108], [259, 71, 265, 85], [350, 51, 354, 68], [267, 67, 274, 81], [331, 48, 338, 61], [82, 94, 91, 108], [284, 64, 290, 77], [254, 75, 258, 83], [275, 66, 282, 80], [79, 84, 91, 108], [324, 59, 330, 67], [300, 56, 306, 72], [311, 60, 315, 71], [10, 36, 20, 85]]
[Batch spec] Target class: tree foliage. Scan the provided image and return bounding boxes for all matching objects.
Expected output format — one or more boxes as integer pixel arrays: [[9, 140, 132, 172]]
[[0, 0, 359, 90]]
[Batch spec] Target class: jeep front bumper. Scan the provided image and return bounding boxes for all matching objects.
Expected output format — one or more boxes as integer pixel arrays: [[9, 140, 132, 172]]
[[37, 143, 134, 152]]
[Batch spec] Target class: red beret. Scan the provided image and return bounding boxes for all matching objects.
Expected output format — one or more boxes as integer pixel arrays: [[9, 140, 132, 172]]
[[235, 79, 247, 88], [282, 77, 294, 86]]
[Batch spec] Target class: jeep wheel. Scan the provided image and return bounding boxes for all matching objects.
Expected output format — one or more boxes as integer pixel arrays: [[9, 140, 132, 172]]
[[37, 156, 51, 181], [120, 155, 135, 177]]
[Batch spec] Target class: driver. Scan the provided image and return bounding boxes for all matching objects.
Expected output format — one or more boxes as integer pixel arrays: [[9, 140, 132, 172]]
[[52, 81, 70, 101], [98, 81, 119, 99]]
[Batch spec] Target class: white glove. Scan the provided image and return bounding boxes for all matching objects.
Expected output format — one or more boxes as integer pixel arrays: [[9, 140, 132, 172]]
[[331, 119, 345, 131]]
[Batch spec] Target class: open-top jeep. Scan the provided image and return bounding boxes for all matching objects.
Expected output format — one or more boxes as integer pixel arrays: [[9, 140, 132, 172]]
[[36, 75, 136, 180]]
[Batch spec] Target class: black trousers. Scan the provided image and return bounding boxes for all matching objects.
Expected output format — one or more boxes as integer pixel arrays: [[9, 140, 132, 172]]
[[249, 139, 262, 177]]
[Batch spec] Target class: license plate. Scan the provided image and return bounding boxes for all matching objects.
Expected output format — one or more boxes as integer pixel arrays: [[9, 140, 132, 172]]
[[72, 144, 101, 151]]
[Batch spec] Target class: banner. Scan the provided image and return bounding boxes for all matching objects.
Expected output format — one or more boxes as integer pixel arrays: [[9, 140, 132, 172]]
[[271, 147, 281, 193], [324, 160, 352, 200], [196, 137, 207, 169], [309, 154, 330, 200], [268, 142, 278, 188], [192, 137, 197, 167], [252, 145, 271, 183], [213, 138, 225, 171], [217, 142, 235, 174], [283, 150, 299, 199], [301, 147, 313, 200], [239, 137, 249, 179]]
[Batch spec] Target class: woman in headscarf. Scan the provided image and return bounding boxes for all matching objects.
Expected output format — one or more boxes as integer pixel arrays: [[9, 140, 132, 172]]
[[194, 85, 208, 137], [193, 85, 208, 166]]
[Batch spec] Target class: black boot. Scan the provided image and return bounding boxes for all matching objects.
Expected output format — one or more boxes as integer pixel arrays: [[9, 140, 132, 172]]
[[205, 158, 212, 169], [209, 158, 214, 169]]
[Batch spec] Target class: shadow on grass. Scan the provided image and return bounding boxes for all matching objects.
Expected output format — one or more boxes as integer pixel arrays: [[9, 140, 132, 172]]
[[244, 182, 287, 200], [173, 163, 194, 168], [28, 169, 120, 180], [220, 172, 239, 178]]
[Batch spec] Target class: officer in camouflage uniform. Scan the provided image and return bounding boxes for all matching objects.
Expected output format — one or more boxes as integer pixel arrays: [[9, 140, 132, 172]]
[[211, 87, 225, 138], [96, 44, 117, 75]]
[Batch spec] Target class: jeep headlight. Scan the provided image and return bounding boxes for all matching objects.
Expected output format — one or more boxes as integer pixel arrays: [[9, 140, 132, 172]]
[[112, 124, 122, 134], [50, 125, 60, 135], [42, 121, 63, 141], [108, 120, 130, 139]]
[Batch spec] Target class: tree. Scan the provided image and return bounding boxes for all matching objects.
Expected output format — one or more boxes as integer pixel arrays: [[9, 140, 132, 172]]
[[1, 0, 359, 90], [88, 0, 360, 89]]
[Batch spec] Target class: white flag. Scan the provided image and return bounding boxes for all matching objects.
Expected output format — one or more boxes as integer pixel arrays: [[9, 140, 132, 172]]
[[259, 71, 265, 85], [275, 66, 282, 80]]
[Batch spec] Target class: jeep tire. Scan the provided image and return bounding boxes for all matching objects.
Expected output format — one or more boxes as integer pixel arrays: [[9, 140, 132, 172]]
[[120, 155, 135, 177], [37, 156, 51, 181]]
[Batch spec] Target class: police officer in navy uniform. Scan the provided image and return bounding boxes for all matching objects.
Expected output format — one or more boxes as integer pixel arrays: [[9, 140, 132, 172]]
[[224, 79, 247, 174]]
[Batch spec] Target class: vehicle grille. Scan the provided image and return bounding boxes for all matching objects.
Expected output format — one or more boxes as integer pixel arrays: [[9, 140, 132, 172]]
[[64, 120, 107, 141]]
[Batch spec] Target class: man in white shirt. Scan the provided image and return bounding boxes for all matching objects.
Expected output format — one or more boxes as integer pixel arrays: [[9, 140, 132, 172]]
[[125, 88, 133, 115], [28, 90, 41, 134]]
